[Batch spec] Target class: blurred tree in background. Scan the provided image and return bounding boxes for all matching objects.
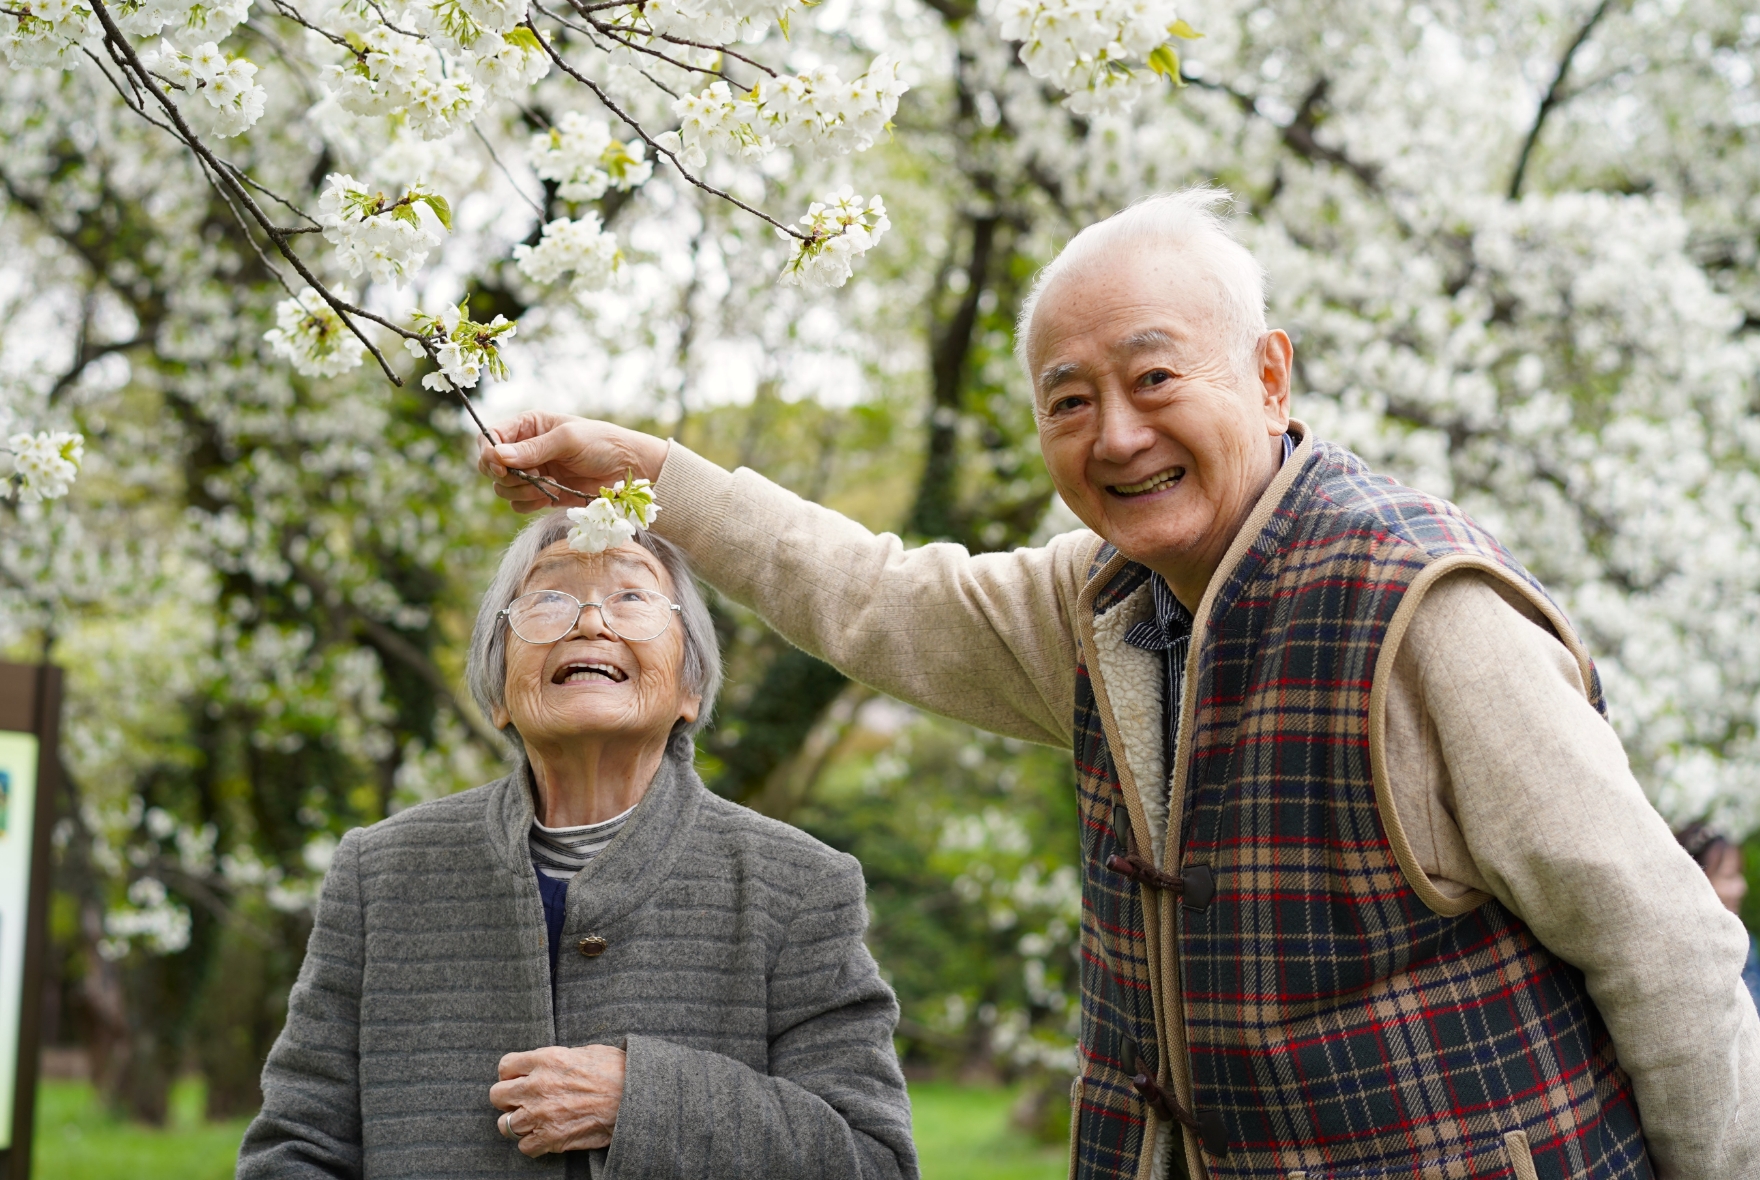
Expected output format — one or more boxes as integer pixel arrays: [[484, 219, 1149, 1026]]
[[5, 0, 1760, 1131]]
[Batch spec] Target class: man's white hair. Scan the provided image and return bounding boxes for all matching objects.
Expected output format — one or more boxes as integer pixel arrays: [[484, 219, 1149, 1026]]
[[1016, 186, 1269, 383]]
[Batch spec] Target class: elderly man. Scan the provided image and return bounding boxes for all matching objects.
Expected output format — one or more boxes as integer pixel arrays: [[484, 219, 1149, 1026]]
[[480, 189, 1759, 1180]]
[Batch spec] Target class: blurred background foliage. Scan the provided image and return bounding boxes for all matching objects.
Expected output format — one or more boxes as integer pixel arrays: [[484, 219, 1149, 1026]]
[[4, 0, 1760, 1163]]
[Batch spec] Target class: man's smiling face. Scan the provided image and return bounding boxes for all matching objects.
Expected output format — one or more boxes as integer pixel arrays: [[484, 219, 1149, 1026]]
[[1028, 245, 1291, 602]]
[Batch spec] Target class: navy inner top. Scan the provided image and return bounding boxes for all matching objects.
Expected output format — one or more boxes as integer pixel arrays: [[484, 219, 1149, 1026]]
[[537, 871, 569, 976]]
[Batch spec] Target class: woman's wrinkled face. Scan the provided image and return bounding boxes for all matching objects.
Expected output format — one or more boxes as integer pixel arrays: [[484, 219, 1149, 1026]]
[[493, 540, 698, 753]]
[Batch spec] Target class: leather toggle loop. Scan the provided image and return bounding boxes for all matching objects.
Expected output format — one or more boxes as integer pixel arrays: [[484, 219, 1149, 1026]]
[[1120, 1037, 1230, 1159], [1105, 851, 1185, 891]]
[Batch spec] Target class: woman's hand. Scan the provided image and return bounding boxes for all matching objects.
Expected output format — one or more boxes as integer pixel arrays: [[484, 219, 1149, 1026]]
[[489, 1044, 627, 1157], [477, 411, 670, 514]]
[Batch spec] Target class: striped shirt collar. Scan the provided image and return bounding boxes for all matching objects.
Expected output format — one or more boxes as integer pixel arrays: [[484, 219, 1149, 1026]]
[[530, 804, 638, 882]]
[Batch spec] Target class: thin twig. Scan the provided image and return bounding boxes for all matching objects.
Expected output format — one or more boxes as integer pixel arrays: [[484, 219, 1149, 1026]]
[[358, 0, 423, 38], [263, 0, 359, 54], [470, 123, 545, 216], [216, 156, 322, 226], [650, 29, 776, 78], [525, 16, 807, 240], [569, 6, 742, 82], [1508, 0, 1621, 199], [192, 149, 302, 299]]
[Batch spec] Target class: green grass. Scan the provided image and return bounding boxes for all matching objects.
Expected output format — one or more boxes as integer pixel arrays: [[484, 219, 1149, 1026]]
[[910, 1082, 1069, 1180], [29, 1078, 1065, 1180], [32, 1079, 253, 1180]]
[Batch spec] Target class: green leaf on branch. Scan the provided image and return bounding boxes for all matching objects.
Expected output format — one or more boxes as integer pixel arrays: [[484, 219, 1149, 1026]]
[[1168, 19, 1202, 39], [391, 204, 420, 227], [1149, 44, 1185, 85], [419, 194, 453, 232], [504, 26, 540, 51]]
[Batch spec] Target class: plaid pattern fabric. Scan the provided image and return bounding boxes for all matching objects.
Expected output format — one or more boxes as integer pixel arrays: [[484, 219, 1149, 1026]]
[[1073, 558, 1158, 1180], [1070, 441, 1648, 1180]]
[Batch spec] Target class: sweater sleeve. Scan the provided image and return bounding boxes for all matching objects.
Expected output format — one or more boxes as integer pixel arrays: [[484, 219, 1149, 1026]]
[[1399, 573, 1760, 1179], [237, 829, 366, 1180], [603, 857, 917, 1180], [650, 442, 1092, 748]]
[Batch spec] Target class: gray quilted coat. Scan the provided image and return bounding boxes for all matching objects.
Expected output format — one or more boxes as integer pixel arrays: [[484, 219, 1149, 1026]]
[[236, 753, 917, 1180]]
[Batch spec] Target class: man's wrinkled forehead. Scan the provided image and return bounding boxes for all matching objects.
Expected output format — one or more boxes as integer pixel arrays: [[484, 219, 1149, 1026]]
[[1026, 250, 1221, 387]]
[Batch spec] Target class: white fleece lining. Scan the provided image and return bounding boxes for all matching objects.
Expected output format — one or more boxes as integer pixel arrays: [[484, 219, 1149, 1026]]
[[1089, 584, 1171, 864]]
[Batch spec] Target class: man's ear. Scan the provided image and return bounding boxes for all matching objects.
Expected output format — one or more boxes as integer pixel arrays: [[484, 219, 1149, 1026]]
[[1257, 329, 1294, 429]]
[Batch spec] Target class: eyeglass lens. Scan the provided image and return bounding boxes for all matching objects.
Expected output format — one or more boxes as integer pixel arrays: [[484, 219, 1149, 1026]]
[[504, 589, 674, 644]]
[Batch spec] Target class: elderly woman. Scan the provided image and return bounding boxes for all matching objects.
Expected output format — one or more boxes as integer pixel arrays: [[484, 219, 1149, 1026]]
[[237, 513, 917, 1179]]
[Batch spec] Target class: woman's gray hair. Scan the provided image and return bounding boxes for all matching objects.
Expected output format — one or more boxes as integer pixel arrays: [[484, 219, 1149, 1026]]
[[466, 511, 722, 761]]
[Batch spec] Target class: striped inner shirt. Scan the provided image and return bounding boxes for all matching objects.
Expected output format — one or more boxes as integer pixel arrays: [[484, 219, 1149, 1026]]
[[529, 805, 636, 881]]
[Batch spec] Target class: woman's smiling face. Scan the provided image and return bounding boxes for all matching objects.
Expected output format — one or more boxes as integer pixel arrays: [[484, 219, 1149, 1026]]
[[494, 540, 698, 755]]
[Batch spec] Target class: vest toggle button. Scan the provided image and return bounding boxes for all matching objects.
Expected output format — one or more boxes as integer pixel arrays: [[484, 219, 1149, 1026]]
[[1179, 864, 1215, 912], [577, 935, 608, 957]]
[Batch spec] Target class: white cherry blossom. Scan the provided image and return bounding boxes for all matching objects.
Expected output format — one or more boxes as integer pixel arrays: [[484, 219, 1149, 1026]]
[[141, 39, 267, 138], [317, 173, 450, 288], [987, 0, 1192, 114], [408, 302, 516, 392], [512, 214, 622, 291], [4, 431, 85, 503], [2, 0, 97, 69], [778, 189, 890, 289], [263, 287, 367, 378], [530, 112, 651, 202], [565, 479, 658, 554]]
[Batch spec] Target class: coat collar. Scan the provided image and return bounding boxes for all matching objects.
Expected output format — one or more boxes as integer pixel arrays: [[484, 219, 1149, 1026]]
[[485, 748, 707, 928]]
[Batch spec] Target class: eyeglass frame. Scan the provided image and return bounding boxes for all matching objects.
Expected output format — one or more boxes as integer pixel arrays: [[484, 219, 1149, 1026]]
[[497, 587, 683, 645]]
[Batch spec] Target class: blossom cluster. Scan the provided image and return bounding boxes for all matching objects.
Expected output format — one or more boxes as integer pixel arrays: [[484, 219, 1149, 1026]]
[[264, 286, 367, 377], [316, 4, 547, 139], [530, 112, 653, 202], [513, 214, 622, 292], [4, 430, 85, 503], [2, 0, 96, 68], [778, 189, 890, 289], [116, 0, 248, 42], [636, 0, 796, 45], [658, 57, 907, 168], [318, 172, 451, 287], [141, 38, 267, 137], [407, 301, 516, 392], [100, 876, 193, 959], [566, 478, 659, 554], [988, 0, 1196, 114]]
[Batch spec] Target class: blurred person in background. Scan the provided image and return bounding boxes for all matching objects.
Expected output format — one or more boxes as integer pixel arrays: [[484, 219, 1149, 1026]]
[[479, 188, 1759, 1180], [1675, 821, 1760, 1012], [236, 516, 916, 1180]]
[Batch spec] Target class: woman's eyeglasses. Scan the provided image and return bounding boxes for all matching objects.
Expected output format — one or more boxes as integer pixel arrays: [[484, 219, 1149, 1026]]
[[498, 588, 681, 644]]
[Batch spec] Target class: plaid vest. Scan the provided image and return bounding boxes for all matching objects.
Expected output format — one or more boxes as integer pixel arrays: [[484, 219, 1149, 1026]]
[[1071, 440, 1651, 1180]]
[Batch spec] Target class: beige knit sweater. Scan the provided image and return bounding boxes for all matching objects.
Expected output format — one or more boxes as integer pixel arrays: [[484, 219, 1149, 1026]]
[[651, 437, 1760, 1180]]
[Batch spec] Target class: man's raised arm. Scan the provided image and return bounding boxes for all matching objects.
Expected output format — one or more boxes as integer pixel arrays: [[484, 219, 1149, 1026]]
[[479, 411, 1094, 748]]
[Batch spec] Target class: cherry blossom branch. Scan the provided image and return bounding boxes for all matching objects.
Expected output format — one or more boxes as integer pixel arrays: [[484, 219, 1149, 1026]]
[[524, 16, 808, 241], [648, 28, 777, 78], [569, 8, 743, 82], [87, 0, 407, 384]]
